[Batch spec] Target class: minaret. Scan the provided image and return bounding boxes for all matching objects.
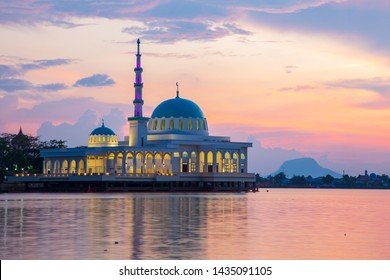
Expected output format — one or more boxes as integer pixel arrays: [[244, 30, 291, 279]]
[[133, 38, 143, 117], [128, 39, 149, 147]]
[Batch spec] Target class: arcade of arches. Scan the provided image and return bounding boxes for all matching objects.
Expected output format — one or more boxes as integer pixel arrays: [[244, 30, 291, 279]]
[[43, 150, 247, 175]]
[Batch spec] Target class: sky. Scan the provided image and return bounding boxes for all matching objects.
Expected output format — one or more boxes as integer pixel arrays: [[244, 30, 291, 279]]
[[1, 0, 390, 176]]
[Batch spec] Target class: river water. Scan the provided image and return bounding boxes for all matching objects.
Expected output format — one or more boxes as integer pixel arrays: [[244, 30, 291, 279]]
[[1, 189, 389, 259]]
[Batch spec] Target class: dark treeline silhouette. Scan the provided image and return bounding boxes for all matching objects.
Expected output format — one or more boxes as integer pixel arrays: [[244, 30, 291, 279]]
[[0, 130, 66, 182], [256, 171, 390, 189]]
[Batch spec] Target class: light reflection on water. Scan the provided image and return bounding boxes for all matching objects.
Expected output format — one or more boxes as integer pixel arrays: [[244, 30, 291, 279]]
[[1, 189, 390, 260]]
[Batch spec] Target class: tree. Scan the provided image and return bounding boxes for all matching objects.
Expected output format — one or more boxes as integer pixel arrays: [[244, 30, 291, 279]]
[[0, 132, 67, 179], [322, 174, 334, 185], [291, 175, 306, 186], [274, 172, 287, 184]]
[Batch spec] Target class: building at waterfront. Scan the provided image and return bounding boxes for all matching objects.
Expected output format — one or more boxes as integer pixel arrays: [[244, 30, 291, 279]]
[[10, 40, 255, 191]]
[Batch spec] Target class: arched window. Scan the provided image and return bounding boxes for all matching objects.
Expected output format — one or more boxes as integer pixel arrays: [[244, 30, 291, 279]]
[[161, 119, 166, 130], [181, 151, 189, 173], [70, 160, 76, 173], [190, 151, 197, 172], [196, 119, 200, 130], [169, 119, 174, 129], [145, 153, 153, 174], [155, 153, 163, 174], [163, 154, 172, 174], [188, 118, 193, 130], [199, 152, 205, 172], [136, 153, 143, 174], [224, 152, 231, 173], [207, 151, 213, 173], [232, 153, 239, 173], [179, 119, 184, 130], [154, 119, 158, 130], [216, 151, 223, 173]]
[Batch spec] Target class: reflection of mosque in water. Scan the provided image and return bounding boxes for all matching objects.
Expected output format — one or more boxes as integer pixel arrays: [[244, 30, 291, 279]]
[[0, 195, 249, 259], [8, 39, 255, 192]]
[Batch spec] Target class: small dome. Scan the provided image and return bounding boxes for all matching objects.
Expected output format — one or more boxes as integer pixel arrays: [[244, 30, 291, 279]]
[[90, 123, 116, 136], [151, 97, 205, 118], [88, 122, 118, 148]]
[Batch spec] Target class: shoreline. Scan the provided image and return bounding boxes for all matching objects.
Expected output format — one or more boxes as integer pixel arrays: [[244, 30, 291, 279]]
[[1, 181, 389, 193]]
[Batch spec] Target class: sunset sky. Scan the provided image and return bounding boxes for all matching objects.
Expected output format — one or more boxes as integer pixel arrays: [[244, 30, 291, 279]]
[[1, 0, 390, 176]]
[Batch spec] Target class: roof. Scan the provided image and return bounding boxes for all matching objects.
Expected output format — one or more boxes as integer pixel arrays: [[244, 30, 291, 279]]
[[90, 123, 116, 136], [151, 97, 205, 118]]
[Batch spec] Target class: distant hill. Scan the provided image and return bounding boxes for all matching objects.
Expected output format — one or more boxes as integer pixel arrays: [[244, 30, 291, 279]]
[[270, 157, 342, 178]]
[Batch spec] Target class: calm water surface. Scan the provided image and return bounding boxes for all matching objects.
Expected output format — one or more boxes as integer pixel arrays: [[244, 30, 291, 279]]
[[1, 189, 390, 259]]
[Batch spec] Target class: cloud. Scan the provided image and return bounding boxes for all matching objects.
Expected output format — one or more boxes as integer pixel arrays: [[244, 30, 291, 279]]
[[247, 135, 306, 175], [21, 59, 74, 71], [122, 20, 251, 43], [0, 78, 68, 93], [0, 58, 74, 93], [0, 64, 21, 78], [0, 58, 74, 78], [279, 85, 317, 92], [37, 108, 127, 147], [0, 95, 130, 137], [141, 51, 198, 59], [326, 77, 390, 94], [0, 78, 33, 92], [247, 2, 390, 55], [73, 73, 115, 87], [4, 0, 387, 50], [36, 83, 68, 92], [284, 65, 298, 74], [0, 0, 164, 26], [232, 0, 346, 14]]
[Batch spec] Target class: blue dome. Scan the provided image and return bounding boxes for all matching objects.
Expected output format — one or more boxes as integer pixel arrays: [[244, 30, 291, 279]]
[[90, 124, 116, 136], [151, 97, 205, 118]]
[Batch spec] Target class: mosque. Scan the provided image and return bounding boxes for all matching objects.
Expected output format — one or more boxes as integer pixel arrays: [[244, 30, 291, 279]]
[[10, 40, 255, 192]]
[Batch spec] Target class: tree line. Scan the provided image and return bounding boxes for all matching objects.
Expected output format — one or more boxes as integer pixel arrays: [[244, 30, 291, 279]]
[[0, 132, 66, 182], [256, 172, 390, 188]]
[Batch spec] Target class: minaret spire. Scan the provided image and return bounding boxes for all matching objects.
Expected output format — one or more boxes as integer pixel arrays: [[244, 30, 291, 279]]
[[176, 82, 180, 98], [128, 39, 149, 147], [133, 38, 144, 117]]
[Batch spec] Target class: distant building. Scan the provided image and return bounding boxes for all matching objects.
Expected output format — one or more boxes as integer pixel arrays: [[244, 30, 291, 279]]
[[9, 40, 255, 191], [11, 127, 30, 151]]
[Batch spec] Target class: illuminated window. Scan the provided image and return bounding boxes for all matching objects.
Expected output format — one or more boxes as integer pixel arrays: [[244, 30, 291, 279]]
[[169, 119, 174, 129], [188, 118, 193, 130], [179, 119, 184, 130], [174, 152, 180, 157], [154, 120, 158, 130], [161, 119, 166, 130], [196, 119, 200, 130]]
